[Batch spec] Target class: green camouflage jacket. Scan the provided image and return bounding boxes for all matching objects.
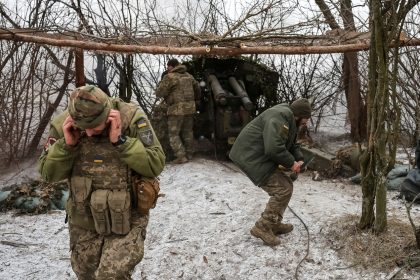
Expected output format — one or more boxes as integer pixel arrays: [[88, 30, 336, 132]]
[[155, 64, 200, 115], [38, 99, 165, 182], [229, 104, 304, 186]]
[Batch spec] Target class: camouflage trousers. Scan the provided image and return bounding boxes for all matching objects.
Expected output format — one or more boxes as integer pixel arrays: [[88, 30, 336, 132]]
[[168, 114, 194, 158], [69, 213, 149, 280], [257, 169, 293, 227]]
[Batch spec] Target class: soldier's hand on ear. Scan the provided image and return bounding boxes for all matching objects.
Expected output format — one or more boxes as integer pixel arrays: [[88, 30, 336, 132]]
[[63, 116, 80, 146], [108, 109, 122, 143]]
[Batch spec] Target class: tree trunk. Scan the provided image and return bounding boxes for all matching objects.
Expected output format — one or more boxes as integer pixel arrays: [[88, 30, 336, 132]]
[[359, 150, 375, 229], [342, 52, 366, 141], [26, 52, 74, 155], [118, 54, 133, 102], [359, 0, 389, 233], [316, 0, 367, 142], [94, 54, 111, 96], [75, 48, 85, 87], [340, 0, 366, 142]]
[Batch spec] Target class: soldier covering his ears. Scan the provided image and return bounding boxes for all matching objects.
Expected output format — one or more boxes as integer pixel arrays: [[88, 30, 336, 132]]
[[38, 85, 165, 279]]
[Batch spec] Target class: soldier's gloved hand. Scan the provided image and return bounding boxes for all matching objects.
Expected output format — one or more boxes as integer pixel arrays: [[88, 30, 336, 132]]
[[63, 116, 80, 146], [108, 109, 122, 143]]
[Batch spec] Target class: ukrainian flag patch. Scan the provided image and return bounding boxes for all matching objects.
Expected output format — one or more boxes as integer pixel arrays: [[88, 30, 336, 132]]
[[136, 119, 147, 128], [94, 155, 104, 163]]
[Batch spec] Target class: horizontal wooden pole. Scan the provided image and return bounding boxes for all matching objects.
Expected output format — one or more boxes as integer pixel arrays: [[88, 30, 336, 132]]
[[1, 31, 420, 55]]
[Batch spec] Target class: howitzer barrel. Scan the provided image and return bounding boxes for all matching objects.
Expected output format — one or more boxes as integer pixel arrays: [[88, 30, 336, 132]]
[[228, 77, 253, 111], [208, 74, 227, 105]]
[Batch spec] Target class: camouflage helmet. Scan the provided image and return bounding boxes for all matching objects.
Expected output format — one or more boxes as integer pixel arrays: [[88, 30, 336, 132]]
[[290, 98, 312, 119], [68, 85, 112, 129]]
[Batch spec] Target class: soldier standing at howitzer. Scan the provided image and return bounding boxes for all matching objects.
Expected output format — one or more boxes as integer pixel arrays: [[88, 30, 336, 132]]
[[38, 85, 165, 279], [229, 98, 312, 246], [155, 58, 200, 164]]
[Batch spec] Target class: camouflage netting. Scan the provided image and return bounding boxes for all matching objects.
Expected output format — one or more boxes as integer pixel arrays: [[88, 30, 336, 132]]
[[321, 144, 362, 178], [0, 180, 68, 214], [316, 145, 363, 179]]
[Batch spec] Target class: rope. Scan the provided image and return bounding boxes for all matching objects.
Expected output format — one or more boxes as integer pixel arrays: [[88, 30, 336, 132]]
[[288, 206, 310, 280]]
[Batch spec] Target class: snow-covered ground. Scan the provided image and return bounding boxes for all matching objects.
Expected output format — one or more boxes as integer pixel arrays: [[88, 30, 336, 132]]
[[1, 158, 419, 280]]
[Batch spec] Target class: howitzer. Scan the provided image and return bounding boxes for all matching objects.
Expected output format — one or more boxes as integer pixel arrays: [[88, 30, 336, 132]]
[[228, 76, 253, 111], [151, 57, 280, 160]]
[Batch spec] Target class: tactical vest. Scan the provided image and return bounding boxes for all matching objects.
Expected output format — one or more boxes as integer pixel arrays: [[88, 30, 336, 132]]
[[67, 134, 131, 235]]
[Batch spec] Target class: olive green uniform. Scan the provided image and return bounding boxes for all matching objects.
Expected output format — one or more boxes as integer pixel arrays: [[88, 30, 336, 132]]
[[38, 98, 165, 279], [229, 103, 304, 243], [155, 64, 200, 160]]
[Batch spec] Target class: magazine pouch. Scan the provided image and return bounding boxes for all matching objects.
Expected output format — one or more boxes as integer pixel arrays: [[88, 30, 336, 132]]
[[90, 189, 111, 235], [108, 190, 131, 235], [70, 176, 92, 214]]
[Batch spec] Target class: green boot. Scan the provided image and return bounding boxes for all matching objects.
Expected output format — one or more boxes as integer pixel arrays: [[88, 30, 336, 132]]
[[272, 223, 293, 235], [250, 221, 280, 246]]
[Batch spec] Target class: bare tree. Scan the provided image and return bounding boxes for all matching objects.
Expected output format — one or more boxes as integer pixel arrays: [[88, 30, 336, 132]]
[[359, 0, 420, 233], [314, 0, 367, 141], [0, 1, 76, 167]]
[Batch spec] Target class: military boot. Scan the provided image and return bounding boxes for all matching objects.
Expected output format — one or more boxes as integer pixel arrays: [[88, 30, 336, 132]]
[[250, 220, 280, 246], [272, 223, 293, 235], [171, 156, 188, 164]]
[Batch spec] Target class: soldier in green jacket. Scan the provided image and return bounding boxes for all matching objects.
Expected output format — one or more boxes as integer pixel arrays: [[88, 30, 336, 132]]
[[229, 99, 311, 246], [38, 85, 165, 279], [155, 58, 200, 164]]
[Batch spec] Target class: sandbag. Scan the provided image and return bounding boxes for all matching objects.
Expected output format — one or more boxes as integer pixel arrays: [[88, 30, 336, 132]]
[[387, 177, 406, 191], [387, 164, 411, 180], [400, 168, 420, 203]]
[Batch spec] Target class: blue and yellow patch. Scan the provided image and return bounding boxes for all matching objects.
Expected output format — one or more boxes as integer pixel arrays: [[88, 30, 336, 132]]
[[94, 155, 104, 163], [136, 119, 147, 128]]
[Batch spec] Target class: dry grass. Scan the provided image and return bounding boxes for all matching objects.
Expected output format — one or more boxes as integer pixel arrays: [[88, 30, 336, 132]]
[[325, 214, 419, 272]]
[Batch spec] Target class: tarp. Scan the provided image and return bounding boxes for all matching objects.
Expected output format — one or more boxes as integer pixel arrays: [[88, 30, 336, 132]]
[[350, 164, 411, 191], [400, 168, 420, 203]]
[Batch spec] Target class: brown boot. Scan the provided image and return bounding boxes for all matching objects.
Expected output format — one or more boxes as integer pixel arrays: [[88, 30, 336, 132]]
[[250, 224, 281, 246], [171, 156, 188, 164], [272, 223, 293, 235]]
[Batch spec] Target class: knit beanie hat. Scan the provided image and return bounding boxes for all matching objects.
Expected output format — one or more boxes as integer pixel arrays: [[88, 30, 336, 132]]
[[68, 85, 112, 129], [290, 98, 312, 118]]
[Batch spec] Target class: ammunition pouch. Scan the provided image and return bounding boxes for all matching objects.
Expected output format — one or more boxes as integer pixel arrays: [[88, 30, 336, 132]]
[[132, 176, 160, 215], [90, 190, 111, 235], [70, 176, 92, 215], [89, 189, 131, 235], [108, 190, 131, 235], [69, 176, 132, 235]]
